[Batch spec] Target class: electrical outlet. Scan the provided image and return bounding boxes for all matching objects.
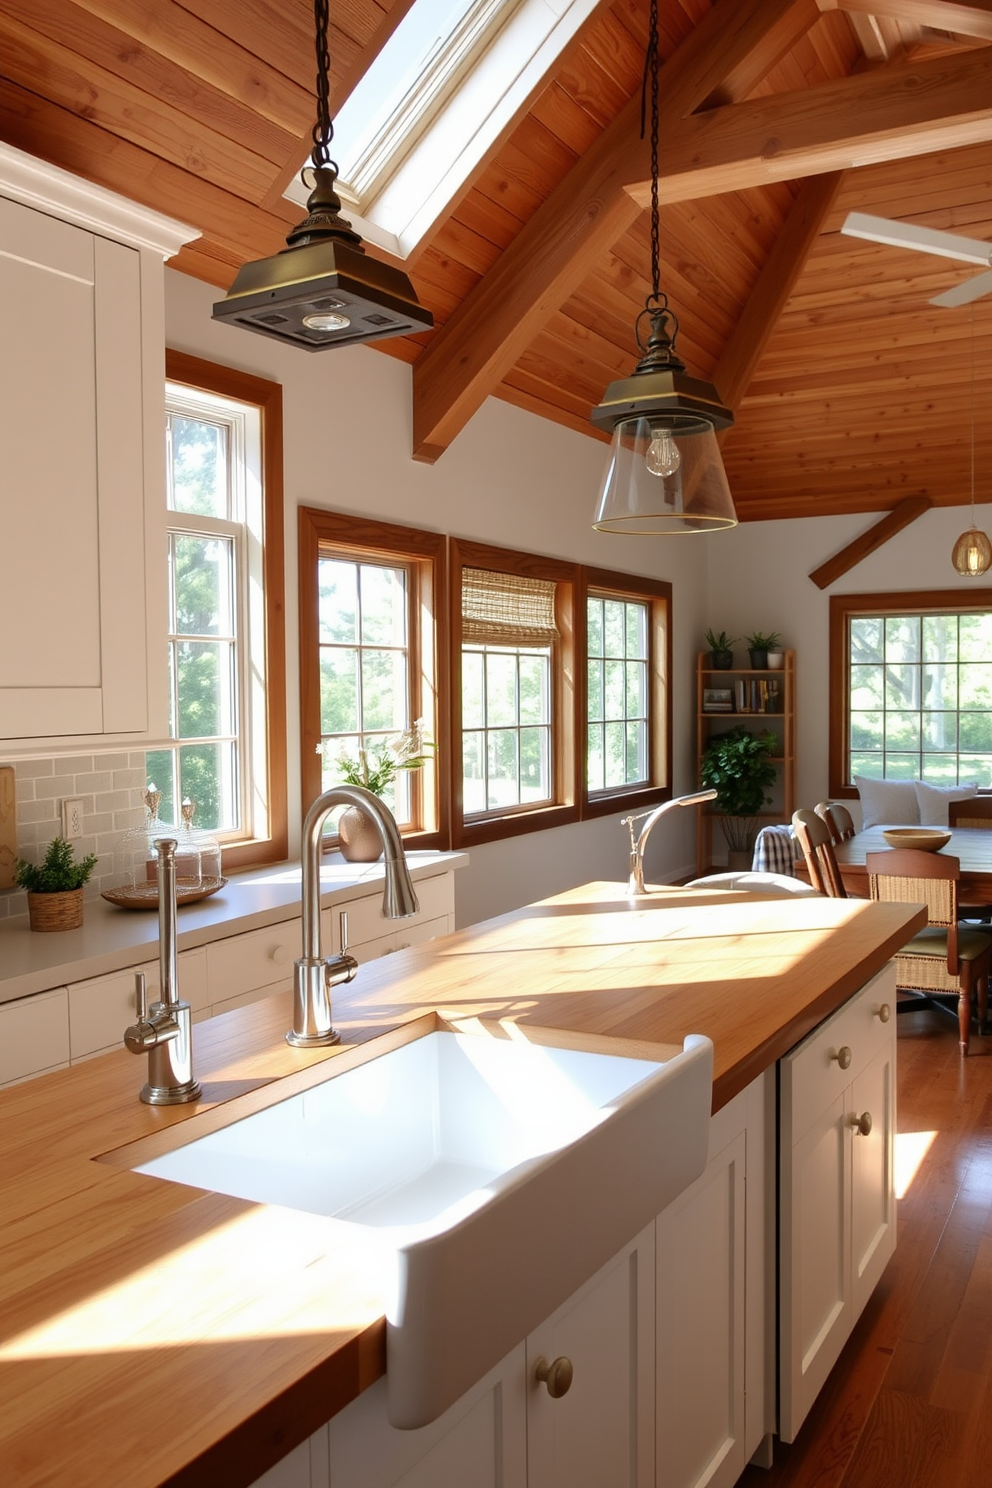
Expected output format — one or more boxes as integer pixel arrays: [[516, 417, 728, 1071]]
[[62, 798, 85, 840]]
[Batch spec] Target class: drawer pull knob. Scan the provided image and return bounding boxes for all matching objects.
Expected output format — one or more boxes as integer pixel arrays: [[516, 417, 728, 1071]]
[[831, 1045, 853, 1070], [876, 1003, 891, 1023], [535, 1356, 573, 1399], [270, 945, 289, 965], [850, 1111, 873, 1137]]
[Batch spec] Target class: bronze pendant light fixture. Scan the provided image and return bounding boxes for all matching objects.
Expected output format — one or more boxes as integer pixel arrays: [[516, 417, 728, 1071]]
[[213, 0, 433, 351], [590, 0, 737, 534], [951, 308, 992, 576]]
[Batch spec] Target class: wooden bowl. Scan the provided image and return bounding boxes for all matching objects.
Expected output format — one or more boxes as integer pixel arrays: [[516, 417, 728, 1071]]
[[881, 828, 951, 852]]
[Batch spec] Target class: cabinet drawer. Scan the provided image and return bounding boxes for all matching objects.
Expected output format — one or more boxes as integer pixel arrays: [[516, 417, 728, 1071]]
[[68, 950, 208, 1060], [784, 966, 895, 1148], [0, 987, 70, 1085], [333, 873, 453, 952], [205, 920, 299, 1001]]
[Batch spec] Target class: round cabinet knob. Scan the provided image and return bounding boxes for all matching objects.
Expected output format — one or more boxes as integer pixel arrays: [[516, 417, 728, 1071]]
[[269, 944, 289, 965], [535, 1355, 574, 1399], [831, 1045, 853, 1070], [876, 1003, 892, 1023], [850, 1111, 873, 1137]]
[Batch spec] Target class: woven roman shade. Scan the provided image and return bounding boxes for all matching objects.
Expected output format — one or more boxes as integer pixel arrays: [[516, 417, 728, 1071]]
[[461, 568, 558, 647]]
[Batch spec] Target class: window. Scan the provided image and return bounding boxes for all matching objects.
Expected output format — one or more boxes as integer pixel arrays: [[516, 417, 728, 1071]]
[[152, 353, 286, 869], [581, 568, 672, 816], [450, 538, 577, 845], [299, 508, 446, 847], [829, 589, 992, 797]]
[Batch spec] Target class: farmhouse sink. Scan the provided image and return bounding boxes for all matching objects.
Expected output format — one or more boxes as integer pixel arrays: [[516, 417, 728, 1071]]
[[134, 1027, 713, 1427]]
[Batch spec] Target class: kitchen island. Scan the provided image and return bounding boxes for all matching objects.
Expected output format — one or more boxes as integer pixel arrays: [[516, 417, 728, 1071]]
[[0, 880, 924, 1488]]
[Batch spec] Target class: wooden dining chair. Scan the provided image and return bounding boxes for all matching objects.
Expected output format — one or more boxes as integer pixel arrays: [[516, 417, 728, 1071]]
[[814, 800, 855, 843], [866, 848, 992, 1055], [949, 797, 992, 828], [792, 809, 847, 897]]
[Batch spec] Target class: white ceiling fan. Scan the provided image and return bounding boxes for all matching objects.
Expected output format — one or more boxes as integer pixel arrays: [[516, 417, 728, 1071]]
[[841, 211, 992, 308]]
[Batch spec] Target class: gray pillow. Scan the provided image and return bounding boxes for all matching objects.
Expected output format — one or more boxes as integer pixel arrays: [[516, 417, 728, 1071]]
[[855, 775, 921, 829], [914, 780, 978, 826]]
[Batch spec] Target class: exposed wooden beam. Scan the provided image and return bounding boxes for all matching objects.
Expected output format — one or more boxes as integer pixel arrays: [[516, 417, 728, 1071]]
[[715, 171, 845, 411], [628, 46, 992, 207], [411, 0, 821, 463], [808, 496, 934, 587], [819, 0, 992, 43]]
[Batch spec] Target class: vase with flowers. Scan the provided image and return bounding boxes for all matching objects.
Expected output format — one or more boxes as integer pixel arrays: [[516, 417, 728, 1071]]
[[331, 720, 434, 861]]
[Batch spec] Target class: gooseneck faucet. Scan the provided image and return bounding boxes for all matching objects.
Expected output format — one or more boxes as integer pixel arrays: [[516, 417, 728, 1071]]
[[287, 784, 420, 1048], [624, 789, 718, 896], [123, 838, 202, 1105]]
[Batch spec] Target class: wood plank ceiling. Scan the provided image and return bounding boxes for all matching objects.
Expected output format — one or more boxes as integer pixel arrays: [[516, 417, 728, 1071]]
[[4, 0, 992, 522]]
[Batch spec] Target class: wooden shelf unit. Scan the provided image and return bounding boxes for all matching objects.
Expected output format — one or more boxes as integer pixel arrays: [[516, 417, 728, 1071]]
[[696, 649, 796, 875]]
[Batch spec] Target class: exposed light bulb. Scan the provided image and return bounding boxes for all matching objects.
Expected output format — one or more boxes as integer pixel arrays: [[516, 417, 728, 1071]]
[[645, 427, 681, 478]]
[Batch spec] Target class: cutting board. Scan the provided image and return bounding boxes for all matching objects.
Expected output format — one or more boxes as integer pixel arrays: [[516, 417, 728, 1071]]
[[0, 766, 16, 889]]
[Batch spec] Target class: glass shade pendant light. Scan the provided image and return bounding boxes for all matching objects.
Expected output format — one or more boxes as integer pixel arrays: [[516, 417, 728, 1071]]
[[590, 0, 736, 535], [951, 308, 992, 576], [213, 0, 433, 351]]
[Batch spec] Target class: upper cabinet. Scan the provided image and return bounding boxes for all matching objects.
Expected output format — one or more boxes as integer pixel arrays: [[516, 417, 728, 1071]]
[[0, 143, 196, 749]]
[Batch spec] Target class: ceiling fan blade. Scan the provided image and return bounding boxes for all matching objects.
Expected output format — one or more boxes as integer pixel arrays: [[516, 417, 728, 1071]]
[[841, 212, 992, 268], [930, 270, 992, 308]]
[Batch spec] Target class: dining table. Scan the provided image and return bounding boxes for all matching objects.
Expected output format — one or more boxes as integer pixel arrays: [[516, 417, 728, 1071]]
[[830, 825, 992, 905]]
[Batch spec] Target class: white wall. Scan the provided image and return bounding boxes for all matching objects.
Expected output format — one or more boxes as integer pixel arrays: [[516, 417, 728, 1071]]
[[165, 271, 711, 921]]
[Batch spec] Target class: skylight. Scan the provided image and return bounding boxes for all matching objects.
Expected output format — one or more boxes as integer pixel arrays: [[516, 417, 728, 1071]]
[[285, 0, 600, 261]]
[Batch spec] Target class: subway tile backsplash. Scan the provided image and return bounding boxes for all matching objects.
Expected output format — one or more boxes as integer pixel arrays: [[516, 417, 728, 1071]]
[[0, 753, 149, 919]]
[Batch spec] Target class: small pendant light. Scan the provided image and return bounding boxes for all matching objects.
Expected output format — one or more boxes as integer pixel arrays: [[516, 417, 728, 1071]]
[[590, 0, 736, 534], [213, 0, 433, 351], [951, 308, 992, 576]]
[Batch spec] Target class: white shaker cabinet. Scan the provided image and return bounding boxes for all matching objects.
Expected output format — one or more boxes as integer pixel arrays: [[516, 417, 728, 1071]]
[[778, 965, 896, 1441], [0, 142, 195, 747]]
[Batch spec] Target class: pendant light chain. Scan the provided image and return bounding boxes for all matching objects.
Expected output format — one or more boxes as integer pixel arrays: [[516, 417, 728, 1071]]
[[640, 0, 662, 304], [970, 305, 977, 523], [310, 0, 336, 172]]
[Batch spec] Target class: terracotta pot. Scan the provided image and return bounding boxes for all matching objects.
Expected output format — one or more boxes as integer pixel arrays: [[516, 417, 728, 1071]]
[[27, 887, 84, 932], [727, 850, 752, 872], [338, 805, 383, 863]]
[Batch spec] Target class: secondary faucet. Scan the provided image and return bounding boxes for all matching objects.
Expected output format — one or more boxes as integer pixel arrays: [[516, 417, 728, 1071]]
[[624, 789, 718, 896], [123, 838, 202, 1105], [287, 784, 420, 1048]]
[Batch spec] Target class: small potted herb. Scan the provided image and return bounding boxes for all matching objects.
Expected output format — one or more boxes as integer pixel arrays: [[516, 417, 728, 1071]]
[[745, 630, 782, 670], [704, 629, 737, 669], [15, 836, 98, 931]]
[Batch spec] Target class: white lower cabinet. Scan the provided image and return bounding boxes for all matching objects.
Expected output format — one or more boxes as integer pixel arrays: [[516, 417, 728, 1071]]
[[0, 986, 70, 1085], [778, 965, 896, 1441]]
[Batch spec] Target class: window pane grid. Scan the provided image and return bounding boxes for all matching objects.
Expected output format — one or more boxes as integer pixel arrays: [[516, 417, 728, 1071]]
[[462, 644, 552, 816], [586, 594, 648, 792], [848, 611, 992, 786]]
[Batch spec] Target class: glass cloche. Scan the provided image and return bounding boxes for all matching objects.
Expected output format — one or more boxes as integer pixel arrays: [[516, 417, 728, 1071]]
[[102, 787, 225, 909]]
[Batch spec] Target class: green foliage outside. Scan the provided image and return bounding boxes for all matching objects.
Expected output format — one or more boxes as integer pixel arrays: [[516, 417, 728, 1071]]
[[16, 837, 98, 893], [700, 726, 778, 854]]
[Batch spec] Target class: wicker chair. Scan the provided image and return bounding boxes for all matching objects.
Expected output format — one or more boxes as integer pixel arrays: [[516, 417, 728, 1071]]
[[866, 848, 992, 1055], [814, 800, 855, 843], [792, 809, 846, 898], [949, 797, 992, 828]]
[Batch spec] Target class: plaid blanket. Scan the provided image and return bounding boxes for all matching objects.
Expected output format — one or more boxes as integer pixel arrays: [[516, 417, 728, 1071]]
[[751, 824, 796, 876]]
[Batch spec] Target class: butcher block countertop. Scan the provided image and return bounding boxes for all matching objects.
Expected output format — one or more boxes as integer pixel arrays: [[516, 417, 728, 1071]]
[[0, 881, 924, 1488]]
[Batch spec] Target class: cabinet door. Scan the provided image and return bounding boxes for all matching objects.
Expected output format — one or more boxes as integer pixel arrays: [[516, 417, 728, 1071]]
[[850, 1039, 896, 1319], [527, 1225, 654, 1488], [656, 1130, 746, 1488]]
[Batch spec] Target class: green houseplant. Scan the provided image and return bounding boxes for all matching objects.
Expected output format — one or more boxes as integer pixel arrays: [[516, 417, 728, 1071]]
[[745, 630, 782, 669], [704, 628, 737, 669], [699, 726, 778, 867], [15, 836, 98, 932]]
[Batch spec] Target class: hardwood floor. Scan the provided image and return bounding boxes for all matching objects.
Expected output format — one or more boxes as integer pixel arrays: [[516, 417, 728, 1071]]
[[739, 1008, 992, 1488]]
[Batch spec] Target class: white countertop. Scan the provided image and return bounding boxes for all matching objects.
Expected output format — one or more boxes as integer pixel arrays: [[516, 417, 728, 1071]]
[[0, 851, 467, 1004]]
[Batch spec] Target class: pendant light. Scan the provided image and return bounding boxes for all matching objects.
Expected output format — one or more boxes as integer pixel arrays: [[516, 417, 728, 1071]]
[[951, 308, 992, 576], [213, 0, 433, 351], [590, 0, 736, 534]]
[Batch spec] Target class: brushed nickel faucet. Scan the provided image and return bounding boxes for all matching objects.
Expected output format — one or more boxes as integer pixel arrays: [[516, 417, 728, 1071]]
[[624, 789, 718, 896], [123, 838, 201, 1105], [287, 784, 420, 1048]]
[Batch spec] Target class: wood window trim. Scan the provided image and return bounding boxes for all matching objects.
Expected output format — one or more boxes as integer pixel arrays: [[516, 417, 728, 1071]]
[[450, 536, 579, 849], [828, 587, 992, 800], [165, 349, 288, 870], [299, 507, 449, 851], [579, 566, 673, 820]]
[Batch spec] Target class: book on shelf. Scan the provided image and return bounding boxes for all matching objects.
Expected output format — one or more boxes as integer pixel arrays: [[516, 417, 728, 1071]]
[[735, 678, 781, 714]]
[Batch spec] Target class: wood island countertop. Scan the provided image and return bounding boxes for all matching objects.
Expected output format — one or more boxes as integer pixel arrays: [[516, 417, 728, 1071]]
[[0, 881, 924, 1488]]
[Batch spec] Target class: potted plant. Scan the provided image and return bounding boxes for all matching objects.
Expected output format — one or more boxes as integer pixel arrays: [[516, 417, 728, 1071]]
[[699, 726, 778, 869], [332, 720, 434, 861], [745, 630, 781, 670], [704, 629, 737, 669], [15, 836, 98, 932]]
